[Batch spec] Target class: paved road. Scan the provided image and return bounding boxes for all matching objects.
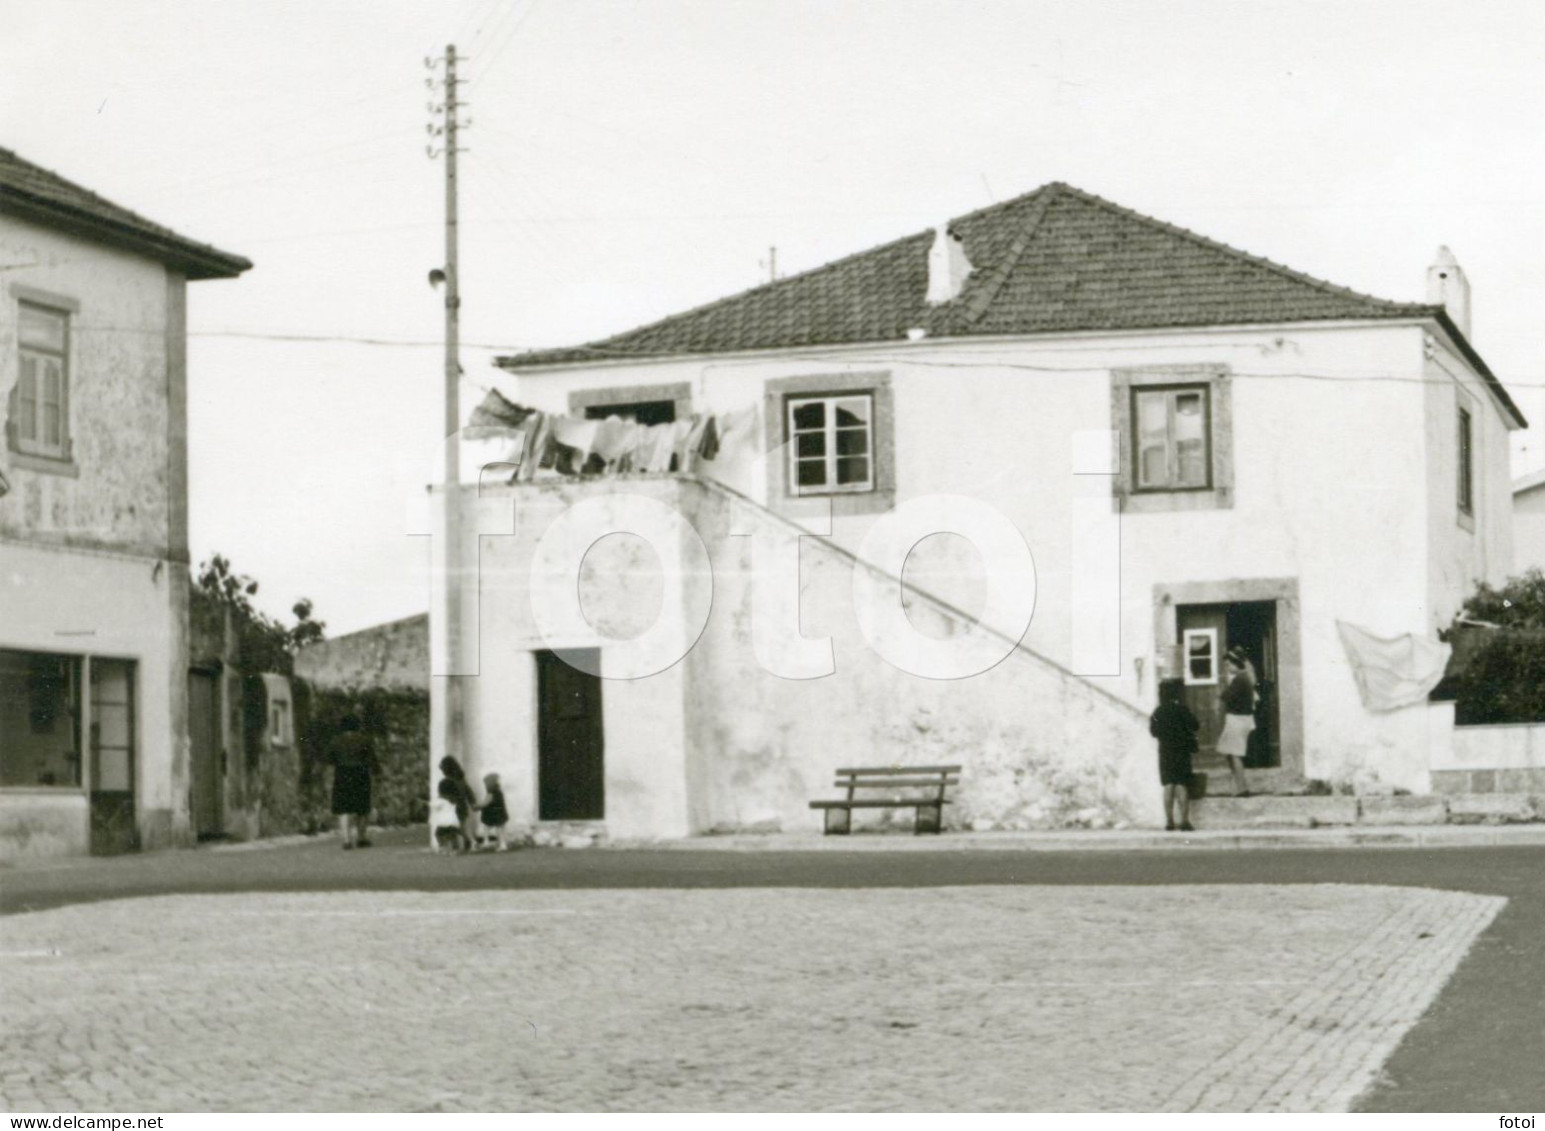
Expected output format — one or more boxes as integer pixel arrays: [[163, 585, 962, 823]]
[[3, 830, 1542, 1111]]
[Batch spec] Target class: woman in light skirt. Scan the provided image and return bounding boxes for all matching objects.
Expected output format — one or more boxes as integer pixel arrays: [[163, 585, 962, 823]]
[[1217, 647, 1257, 797]]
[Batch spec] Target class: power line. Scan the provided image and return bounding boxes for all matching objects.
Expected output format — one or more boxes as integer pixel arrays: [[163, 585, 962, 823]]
[[469, 0, 543, 87], [179, 329, 1545, 389]]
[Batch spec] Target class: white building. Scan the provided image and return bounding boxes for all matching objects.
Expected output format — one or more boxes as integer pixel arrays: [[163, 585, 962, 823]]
[[446, 182, 1524, 836], [1, 148, 250, 858], [1514, 468, 1545, 572]]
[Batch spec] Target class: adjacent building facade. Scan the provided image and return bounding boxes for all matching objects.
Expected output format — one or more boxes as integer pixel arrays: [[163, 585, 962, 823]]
[[0, 148, 250, 858], [446, 182, 1524, 836], [1515, 468, 1545, 572]]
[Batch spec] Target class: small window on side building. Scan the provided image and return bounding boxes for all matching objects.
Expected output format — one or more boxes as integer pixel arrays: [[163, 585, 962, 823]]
[[1457, 406, 1474, 516], [13, 303, 71, 461]]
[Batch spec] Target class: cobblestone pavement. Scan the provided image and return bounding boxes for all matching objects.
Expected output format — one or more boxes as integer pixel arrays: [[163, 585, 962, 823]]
[[0, 883, 1501, 1112]]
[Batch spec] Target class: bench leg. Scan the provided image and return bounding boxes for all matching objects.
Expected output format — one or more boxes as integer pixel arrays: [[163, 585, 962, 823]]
[[914, 803, 942, 835], [824, 807, 852, 836]]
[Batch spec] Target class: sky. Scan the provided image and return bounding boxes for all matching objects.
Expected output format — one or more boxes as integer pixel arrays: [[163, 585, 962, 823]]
[[4, 0, 1545, 635]]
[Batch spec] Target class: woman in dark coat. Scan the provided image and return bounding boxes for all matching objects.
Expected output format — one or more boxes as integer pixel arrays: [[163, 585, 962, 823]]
[[328, 714, 379, 849], [1150, 679, 1200, 832]]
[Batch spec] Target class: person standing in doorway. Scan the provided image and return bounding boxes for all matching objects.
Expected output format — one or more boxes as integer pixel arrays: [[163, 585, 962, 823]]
[[328, 713, 379, 849], [1150, 678, 1200, 831], [1217, 647, 1258, 797]]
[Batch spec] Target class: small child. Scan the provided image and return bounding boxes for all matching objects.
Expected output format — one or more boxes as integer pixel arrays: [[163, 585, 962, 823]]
[[1149, 678, 1201, 832], [480, 772, 511, 852], [438, 755, 480, 849], [431, 777, 470, 854]]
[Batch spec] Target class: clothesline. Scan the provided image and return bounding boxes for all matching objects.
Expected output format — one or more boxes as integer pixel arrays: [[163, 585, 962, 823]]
[[463, 388, 761, 482]]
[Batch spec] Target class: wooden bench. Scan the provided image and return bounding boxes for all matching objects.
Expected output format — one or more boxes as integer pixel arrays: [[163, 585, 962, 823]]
[[809, 764, 960, 835]]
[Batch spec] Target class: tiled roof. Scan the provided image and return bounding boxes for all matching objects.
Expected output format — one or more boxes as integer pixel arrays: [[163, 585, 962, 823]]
[[0, 146, 251, 279], [499, 181, 1525, 425]]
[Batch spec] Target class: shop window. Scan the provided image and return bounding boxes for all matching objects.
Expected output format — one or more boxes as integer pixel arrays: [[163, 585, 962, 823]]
[[0, 650, 82, 787]]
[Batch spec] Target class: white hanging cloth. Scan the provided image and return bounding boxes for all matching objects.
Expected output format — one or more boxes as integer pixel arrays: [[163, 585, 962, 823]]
[[1336, 621, 1452, 711]]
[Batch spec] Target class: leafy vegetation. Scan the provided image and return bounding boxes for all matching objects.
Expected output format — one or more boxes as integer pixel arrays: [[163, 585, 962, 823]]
[[195, 554, 325, 675], [1449, 569, 1545, 725]]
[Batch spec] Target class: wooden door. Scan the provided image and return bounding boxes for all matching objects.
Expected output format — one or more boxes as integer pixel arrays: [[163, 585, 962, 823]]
[[188, 670, 222, 838], [1176, 605, 1228, 760], [537, 649, 604, 821]]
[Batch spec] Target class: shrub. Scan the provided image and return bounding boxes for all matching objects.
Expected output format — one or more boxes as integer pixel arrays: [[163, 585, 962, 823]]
[[1454, 630, 1545, 725], [295, 681, 431, 827], [1447, 570, 1545, 725]]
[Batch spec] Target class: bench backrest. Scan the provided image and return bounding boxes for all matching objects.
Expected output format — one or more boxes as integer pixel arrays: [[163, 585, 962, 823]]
[[833, 765, 960, 800]]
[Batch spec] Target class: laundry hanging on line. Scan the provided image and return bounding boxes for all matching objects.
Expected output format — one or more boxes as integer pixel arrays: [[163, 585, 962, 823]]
[[463, 388, 749, 482]]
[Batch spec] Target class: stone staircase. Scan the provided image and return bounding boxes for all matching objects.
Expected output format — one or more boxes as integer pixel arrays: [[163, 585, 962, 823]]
[[1189, 791, 1542, 830]]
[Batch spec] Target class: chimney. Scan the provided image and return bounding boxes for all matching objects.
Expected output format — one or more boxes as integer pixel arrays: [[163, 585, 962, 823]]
[[926, 225, 972, 305], [1426, 245, 1472, 340]]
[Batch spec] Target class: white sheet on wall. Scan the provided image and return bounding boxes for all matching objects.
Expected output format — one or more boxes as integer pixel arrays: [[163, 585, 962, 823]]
[[1336, 620, 1452, 711]]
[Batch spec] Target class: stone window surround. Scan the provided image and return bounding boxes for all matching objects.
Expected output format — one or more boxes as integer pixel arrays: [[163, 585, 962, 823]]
[[763, 371, 895, 518], [567, 381, 693, 423], [1152, 576, 1303, 786], [7, 282, 81, 477], [1111, 363, 1233, 513]]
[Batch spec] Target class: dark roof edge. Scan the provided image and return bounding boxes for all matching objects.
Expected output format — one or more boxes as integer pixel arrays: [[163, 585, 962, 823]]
[[1427, 306, 1527, 428], [1, 190, 252, 280]]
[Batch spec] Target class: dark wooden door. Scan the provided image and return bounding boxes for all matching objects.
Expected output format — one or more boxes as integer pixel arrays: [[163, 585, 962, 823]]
[[537, 649, 604, 821], [1176, 605, 1229, 760], [188, 670, 222, 838]]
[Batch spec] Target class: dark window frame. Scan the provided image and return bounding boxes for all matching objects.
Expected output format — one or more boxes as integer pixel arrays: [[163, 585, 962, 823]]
[[1457, 405, 1474, 516]]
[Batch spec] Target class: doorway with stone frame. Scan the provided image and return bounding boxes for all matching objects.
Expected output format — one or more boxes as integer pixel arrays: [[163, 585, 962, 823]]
[[1154, 578, 1303, 793]]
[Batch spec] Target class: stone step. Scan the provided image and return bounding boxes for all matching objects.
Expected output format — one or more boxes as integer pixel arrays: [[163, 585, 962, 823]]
[[1187, 792, 1541, 830]]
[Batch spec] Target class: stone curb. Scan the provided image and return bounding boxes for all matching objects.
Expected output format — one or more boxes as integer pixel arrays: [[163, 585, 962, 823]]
[[609, 824, 1545, 853]]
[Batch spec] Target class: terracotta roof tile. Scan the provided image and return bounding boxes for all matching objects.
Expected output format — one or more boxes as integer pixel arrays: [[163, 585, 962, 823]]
[[495, 181, 1523, 426], [0, 146, 250, 279], [499, 182, 1433, 368]]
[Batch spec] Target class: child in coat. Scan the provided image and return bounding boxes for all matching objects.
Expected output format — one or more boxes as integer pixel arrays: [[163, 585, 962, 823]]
[[480, 772, 511, 851], [432, 777, 470, 854]]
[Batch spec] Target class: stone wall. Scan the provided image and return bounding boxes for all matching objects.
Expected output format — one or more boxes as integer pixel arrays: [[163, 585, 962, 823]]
[[294, 615, 428, 692], [465, 475, 1154, 837], [289, 681, 431, 832]]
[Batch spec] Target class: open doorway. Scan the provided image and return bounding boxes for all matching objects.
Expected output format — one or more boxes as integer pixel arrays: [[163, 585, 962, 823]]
[[1177, 600, 1281, 773]]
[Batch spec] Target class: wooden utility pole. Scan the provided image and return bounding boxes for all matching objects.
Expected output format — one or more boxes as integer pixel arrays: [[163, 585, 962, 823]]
[[443, 44, 464, 768], [428, 44, 467, 776]]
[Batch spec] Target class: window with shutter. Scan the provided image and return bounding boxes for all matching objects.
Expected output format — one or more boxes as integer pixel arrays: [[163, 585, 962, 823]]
[[13, 302, 71, 461]]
